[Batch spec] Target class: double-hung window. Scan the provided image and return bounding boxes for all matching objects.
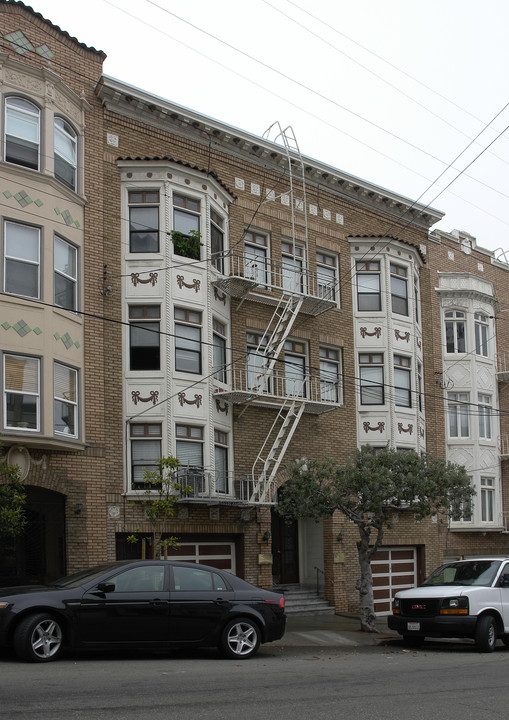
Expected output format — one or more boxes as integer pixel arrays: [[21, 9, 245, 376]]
[[54, 236, 77, 311], [320, 347, 341, 402], [246, 332, 269, 392], [359, 353, 384, 405], [356, 261, 381, 311], [176, 425, 204, 493], [3, 354, 39, 431], [448, 392, 469, 438], [475, 313, 489, 357], [244, 231, 268, 286], [54, 362, 78, 437], [214, 430, 229, 494], [54, 117, 77, 190], [391, 264, 408, 316], [445, 311, 466, 353], [129, 306, 160, 371], [210, 210, 225, 273], [130, 423, 162, 489], [284, 340, 306, 397], [394, 355, 411, 407], [282, 241, 305, 294], [317, 251, 337, 301], [175, 308, 201, 374], [213, 319, 227, 384], [5, 97, 40, 170], [478, 393, 492, 439], [129, 191, 159, 253], [4, 221, 40, 298], [173, 194, 200, 259], [481, 477, 495, 523]]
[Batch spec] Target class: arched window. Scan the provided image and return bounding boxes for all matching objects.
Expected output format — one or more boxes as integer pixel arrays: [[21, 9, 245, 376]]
[[5, 96, 40, 170], [54, 117, 77, 190]]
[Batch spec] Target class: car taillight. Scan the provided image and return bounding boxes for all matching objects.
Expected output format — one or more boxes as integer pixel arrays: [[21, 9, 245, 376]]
[[279, 596, 285, 608]]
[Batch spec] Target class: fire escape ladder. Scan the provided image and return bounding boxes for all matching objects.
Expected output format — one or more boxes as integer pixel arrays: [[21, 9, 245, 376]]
[[250, 399, 305, 503], [263, 121, 309, 254], [252, 294, 304, 392]]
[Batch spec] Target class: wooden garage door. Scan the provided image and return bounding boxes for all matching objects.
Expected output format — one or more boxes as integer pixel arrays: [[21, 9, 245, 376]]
[[371, 547, 417, 615], [164, 541, 236, 573]]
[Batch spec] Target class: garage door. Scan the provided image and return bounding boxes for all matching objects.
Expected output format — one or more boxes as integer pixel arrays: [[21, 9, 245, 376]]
[[371, 547, 417, 615], [164, 541, 236, 573]]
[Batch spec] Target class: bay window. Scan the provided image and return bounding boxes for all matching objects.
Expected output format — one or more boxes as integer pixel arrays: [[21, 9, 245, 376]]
[[54, 362, 78, 436], [54, 117, 77, 190], [4, 221, 40, 298], [359, 353, 384, 405], [130, 423, 162, 488]]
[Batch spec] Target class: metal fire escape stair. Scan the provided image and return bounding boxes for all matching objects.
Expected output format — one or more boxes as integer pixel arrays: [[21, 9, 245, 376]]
[[245, 123, 311, 504], [251, 293, 304, 392], [250, 399, 306, 503]]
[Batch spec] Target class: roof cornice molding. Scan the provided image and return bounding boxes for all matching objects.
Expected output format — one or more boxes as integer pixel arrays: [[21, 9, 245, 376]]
[[96, 75, 444, 231]]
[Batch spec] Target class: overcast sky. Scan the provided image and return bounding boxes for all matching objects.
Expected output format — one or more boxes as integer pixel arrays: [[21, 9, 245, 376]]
[[26, 0, 509, 257]]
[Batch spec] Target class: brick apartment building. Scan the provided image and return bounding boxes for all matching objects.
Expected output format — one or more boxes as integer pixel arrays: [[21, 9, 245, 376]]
[[1, 1, 508, 615]]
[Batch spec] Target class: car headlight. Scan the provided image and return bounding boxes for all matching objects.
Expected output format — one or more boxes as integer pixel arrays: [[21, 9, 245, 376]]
[[440, 596, 469, 614], [393, 597, 401, 614]]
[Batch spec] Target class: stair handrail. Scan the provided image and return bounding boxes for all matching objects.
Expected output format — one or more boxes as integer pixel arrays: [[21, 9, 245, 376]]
[[314, 566, 334, 596]]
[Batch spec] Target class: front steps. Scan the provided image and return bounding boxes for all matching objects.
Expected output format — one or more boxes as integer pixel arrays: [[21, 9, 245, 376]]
[[276, 584, 335, 616]]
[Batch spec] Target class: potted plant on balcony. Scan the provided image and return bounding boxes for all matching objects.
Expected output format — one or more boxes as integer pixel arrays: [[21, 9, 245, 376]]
[[170, 230, 201, 260]]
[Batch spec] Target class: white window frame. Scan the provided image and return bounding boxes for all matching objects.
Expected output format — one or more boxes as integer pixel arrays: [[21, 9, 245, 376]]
[[447, 392, 470, 438], [356, 260, 381, 312], [54, 362, 78, 437], [474, 313, 489, 358], [394, 354, 412, 408], [320, 346, 341, 403], [480, 477, 495, 523], [359, 353, 384, 405], [4, 220, 40, 299], [54, 235, 77, 311], [316, 250, 337, 302], [478, 393, 492, 440], [3, 353, 40, 432], [128, 190, 160, 253], [445, 310, 466, 354], [54, 116, 77, 190], [130, 423, 162, 489], [174, 308, 202, 375], [244, 230, 269, 286], [5, 96, 40, 170], [390, 263, 409, 316]]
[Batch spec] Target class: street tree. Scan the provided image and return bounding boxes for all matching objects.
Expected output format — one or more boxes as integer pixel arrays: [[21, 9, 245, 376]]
[[0, 448, 26, 539], [128, 456, 192, 558], [277, 445, 474, 632]]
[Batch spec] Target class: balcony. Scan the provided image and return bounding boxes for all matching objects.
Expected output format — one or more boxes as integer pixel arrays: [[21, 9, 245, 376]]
[[212, 252, 337, 316], [214, 363, 342, 415], [500, 435, 509, 458], [497, 352, 509, 382], [176, 468, 277, 505]]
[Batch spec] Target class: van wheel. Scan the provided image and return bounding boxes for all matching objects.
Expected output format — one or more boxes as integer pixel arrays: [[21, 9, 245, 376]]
[[475, 615, 497, 653]]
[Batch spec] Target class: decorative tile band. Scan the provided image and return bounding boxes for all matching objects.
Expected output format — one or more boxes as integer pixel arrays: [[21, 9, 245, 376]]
[[2, 319, 42, 337]]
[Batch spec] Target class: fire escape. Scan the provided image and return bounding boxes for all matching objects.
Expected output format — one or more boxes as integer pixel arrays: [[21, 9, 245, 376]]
[[212, 124, 340, 505]]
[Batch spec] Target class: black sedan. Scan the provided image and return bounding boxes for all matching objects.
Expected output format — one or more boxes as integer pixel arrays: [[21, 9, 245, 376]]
[[0, 560, 286, 662]]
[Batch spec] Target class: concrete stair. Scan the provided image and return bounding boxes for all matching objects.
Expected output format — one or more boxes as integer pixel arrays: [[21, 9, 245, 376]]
[[276, 584, 335, 616]]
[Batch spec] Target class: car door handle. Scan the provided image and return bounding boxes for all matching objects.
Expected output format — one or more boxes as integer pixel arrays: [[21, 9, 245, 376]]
[[150, 599, 169, 606], [214, 598, 230, 606]]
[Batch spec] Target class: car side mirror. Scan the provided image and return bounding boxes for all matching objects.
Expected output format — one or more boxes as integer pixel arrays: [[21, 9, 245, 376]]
[[97, 582, 115, 593]]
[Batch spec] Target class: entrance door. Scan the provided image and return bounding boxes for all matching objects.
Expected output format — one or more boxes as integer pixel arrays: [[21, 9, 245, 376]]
[[271, 512, 299, 584]]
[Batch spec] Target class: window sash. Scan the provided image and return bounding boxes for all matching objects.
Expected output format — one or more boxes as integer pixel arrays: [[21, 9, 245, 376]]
[[4, 221, 40, 298], [394, 367, 411, 407], [4, 354, 39, 430], [357, 273, 381, 311], [475, 320, 489, 357], [213, 332, 227, 383], [214, 442, 228, 493], [5, 97, 40, 170], [54, 236, 77, 310], [320, 358, 340, 402], [360, 366, 384, 405], [391, 275, 408, 316], [244, 243, 267, 285], [54, 362, 78, 436], [448, 393, 469, 437], [129, 206, 159, 253], [175, 323, 201, 374]]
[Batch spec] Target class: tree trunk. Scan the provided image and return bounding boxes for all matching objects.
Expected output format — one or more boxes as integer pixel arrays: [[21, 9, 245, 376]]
[[356, 526, 378, 632]]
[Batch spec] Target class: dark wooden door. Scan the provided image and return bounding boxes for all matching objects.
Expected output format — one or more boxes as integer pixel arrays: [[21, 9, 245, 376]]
[[271, 512, 299, 584]]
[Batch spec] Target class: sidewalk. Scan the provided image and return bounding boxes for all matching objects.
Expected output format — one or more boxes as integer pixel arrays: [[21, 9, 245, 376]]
[[270, 613, 399, 648]]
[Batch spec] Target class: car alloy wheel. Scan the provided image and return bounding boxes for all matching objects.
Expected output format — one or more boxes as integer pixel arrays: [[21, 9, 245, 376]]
[[14, 613, 63, 663], [220, 617, 260, 659]]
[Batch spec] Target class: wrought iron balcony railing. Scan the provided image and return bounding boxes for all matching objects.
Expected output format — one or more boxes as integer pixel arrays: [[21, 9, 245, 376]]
[[212, 252, 337, 315], [213, 362, 342, 415]]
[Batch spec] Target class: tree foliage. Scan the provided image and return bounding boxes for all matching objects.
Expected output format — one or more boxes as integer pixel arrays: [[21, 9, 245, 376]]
[[277, 445, 474, 631], [128, 456, 192, 558], [0, 449, 26, 539]]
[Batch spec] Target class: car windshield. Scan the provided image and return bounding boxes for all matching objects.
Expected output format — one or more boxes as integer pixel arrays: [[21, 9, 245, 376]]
[[51, 564, 116, 588], [422, 560, 502, 587]]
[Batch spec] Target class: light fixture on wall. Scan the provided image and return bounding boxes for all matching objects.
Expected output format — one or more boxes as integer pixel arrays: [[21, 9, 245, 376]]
[[336, 531, 344, 543], [262, 531, 271, 542], [75, 501, 83, 516]]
